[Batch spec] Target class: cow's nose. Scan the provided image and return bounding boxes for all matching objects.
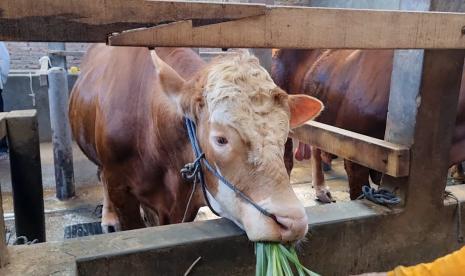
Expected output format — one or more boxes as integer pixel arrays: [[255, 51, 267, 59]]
[[275, 215, 308, 242]]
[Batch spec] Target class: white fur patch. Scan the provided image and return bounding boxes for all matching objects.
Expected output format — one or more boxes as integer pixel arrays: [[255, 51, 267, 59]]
[[204, 51, 289, 167]]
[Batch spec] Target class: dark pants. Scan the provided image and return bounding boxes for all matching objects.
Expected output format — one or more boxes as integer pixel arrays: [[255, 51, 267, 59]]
[[0, 89, 7, 152]]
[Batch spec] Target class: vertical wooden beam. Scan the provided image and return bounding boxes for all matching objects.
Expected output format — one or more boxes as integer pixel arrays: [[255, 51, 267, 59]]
[[382, 0, 431, 201], [0, 182, 7, 267], [383, 0, 465, 208], [405, 50, 464, 210], [248, 0, 273, 73], [6, 110, 46, 243], [0, 114, 7, 267], [0, 117, 7, 266]]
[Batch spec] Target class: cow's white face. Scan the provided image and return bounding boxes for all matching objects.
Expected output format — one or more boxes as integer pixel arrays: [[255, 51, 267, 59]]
[[152, 50, 323, 242]]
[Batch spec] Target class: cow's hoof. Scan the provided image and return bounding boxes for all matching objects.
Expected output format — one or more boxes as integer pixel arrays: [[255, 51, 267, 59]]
[[316, 188, 336, 203], [451, 171, 465, 183], [101, 210, 121, 233], [101, 223, 121, 233]]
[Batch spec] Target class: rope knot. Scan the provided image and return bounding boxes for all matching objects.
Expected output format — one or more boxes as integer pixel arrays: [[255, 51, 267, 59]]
[[358, 185, 400, 205], [181, 153, 205, 181]]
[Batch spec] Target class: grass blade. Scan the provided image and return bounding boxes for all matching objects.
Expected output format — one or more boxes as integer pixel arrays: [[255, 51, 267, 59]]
[[290, 247, 320, 276], [255, 243, 266, 276], [277, 247, 294, 276], [265, 243, 273, 276], [256, 242, 320, 276]]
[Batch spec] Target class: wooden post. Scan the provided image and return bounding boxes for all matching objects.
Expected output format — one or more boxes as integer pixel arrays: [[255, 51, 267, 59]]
[[6, 110, 46, 243], [48, 67, 75, 200], [383, 0, 465, 208], [0, 182, 7, 267], [248, 0, 273, 73], [0, 114, 8, 266], [402, 50, 465, 211], [0, 116, 7, 266], [381, 0, 431, 201]]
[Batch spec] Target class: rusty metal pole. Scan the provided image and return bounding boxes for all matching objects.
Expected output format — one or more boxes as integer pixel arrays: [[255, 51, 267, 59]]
[[48, 67, 75, 200]]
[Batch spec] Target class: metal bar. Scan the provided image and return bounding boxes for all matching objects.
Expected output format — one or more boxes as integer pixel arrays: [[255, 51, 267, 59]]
[[48, 43, 67, 69], [6, 110, 46, 243], [47, 67, 75, 200]]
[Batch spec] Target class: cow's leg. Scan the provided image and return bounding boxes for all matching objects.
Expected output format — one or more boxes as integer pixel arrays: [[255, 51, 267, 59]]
[[344, 160, 370, 200], [284, 138, 294, 176], [320, 151, 333, 172], [101, 174, 121, 233], [140, 204, 160, 227], [102, 171, 145, 230], [450, 163, 465, 182], [312, 147, 334, 203]]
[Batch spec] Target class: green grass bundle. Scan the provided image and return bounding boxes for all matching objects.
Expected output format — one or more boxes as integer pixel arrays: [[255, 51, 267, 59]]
[[255, 243, 320, 276]]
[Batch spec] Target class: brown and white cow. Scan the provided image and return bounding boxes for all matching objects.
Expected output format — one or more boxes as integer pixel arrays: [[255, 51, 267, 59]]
[[272, 49, 465, 202], [69, 44, 323, 242]]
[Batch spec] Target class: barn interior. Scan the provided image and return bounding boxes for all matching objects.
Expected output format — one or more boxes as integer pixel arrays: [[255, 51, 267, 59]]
[[1, 0, 465, 275]]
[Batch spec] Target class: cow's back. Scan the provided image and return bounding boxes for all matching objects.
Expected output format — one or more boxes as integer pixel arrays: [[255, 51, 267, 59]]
[[273, 49, 465, 165], [273, 49, 393, 139]]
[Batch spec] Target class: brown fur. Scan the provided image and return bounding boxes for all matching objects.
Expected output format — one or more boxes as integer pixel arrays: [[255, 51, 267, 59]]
[[273, 49, 465, 199]]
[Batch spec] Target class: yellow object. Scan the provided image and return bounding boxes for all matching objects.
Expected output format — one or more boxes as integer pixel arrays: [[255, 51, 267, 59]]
[[69, 66, 80, 74], [388, 246, 465, 276]]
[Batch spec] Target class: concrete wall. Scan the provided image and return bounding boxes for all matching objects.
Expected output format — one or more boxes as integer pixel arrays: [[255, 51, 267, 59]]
[[2, 73, 78, 142]]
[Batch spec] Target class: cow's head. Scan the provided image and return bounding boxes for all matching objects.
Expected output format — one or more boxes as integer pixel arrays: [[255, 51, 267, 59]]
[[152, 50, 323, 242]]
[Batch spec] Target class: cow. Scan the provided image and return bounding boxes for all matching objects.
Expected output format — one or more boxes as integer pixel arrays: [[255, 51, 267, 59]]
[[272, 49, 465, 202], [69, 44, 324, 242]]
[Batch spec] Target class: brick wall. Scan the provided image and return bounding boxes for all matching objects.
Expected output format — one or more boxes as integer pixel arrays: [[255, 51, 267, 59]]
[[5, 42, 90, 71]]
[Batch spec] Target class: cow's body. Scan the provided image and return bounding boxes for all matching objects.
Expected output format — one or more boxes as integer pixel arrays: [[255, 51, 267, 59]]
[[272, 49, 465, 200], [70, 45, 205, 229], [70, 45, 322, 242]]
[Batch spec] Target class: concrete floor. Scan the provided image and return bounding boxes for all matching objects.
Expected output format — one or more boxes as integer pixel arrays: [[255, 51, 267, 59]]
[[1, 143, 351, 243]]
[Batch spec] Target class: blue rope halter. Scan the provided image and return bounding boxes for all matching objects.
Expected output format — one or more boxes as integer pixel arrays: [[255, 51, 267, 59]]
[[181, 117, 280, 224], [358, 185, 400, 205]]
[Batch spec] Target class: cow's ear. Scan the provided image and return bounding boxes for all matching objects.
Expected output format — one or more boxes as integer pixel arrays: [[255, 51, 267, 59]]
[[151, 50, 185, 101], [288, 95, 324, 128]]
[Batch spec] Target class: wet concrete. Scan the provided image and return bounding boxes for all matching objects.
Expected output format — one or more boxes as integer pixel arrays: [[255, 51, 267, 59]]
[[1, 143, 351, 243]]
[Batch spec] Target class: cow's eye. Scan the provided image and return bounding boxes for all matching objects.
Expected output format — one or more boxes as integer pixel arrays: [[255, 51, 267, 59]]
[[215, 136, 228, 145]]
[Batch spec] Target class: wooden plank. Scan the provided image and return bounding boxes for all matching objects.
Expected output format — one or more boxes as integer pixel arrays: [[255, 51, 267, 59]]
[[2, 0, 465, 49], [291, 121, 410, 177], [109, 6, 465, 49], [0, 0, 266, 42]]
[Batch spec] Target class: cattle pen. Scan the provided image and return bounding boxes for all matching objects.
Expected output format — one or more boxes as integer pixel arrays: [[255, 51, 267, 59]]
[[1, 0, 465, 275]]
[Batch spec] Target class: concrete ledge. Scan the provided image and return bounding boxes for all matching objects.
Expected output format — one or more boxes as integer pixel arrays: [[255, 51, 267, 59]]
[[0, 200, 389, 275], [1, 191, 464, 275]]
